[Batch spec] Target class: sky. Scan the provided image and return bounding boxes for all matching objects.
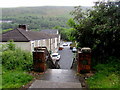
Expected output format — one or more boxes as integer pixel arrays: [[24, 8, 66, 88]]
[[0, 0, 99, 8]]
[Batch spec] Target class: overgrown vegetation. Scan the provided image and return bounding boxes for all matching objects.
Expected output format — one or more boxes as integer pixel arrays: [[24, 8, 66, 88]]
[[87, 57, 120, 88], [2, 69, 33, 88], [1, 41, 33, 88], [70, 1, 120, 64], [69, 1, 120, 88]]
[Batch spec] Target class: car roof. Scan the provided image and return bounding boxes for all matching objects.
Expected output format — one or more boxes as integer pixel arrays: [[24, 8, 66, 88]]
[[63, 43, 67, 44], [52, 53, 59, 55]]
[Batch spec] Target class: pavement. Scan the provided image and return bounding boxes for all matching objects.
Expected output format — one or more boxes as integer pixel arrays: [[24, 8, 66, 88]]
[[29, 69, 82, 88]]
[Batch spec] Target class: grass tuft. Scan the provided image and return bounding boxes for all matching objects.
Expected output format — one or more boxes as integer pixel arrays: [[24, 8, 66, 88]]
[[2, 69, 33, 88], [87, 59, 120, 88]]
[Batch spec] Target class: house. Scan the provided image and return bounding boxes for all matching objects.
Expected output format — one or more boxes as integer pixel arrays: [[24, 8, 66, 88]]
[[40, 29, 61, 52], [0, 25, 60, 53]]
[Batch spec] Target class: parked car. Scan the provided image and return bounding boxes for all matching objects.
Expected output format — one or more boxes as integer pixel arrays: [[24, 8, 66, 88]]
[[59, 45, 64, 50], [62, 43, 68, 46], [51, 53, 61, 61], [72, 47, 77, 53]]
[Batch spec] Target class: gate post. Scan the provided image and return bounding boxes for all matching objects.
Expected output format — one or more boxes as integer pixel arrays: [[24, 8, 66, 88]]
[[33, 51, 46, 72], [77, 47, 91, 73]]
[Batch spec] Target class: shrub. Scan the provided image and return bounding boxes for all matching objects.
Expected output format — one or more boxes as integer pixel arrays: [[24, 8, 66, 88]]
[[2, 48, 33, 71], [2, 42, 33, 88], [7, 40, 15, 51]]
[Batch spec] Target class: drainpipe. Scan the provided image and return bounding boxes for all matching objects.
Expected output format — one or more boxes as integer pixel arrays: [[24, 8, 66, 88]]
[[50, 38, 51, 54]]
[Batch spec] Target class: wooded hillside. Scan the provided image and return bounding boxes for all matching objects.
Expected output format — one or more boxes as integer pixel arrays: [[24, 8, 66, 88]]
[[1, 6, 91, 30]]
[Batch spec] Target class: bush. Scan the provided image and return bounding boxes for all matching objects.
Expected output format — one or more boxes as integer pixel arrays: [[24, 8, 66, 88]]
[[1, 42, 34, 88], [94, 57, 120, 74], [7, 40, 15, 51], [2, 48, 33, 71], [70, 1, 120, 63]]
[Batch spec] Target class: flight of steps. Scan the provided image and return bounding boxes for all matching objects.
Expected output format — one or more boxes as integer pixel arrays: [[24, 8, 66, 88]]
[[29, 69, 82, 88]]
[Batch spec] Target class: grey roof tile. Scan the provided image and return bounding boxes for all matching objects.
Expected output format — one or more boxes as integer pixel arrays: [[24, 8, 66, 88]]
[[1, 28, 58, 42], [40, 29, 58, 34]]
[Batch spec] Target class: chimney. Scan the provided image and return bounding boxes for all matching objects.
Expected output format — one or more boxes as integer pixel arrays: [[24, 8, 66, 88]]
[[18, 24, 28, 31]]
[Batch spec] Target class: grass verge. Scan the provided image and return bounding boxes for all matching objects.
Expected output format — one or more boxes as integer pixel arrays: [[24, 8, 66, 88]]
[[86, 60, 120, 88], [2, 69, 33, 88]]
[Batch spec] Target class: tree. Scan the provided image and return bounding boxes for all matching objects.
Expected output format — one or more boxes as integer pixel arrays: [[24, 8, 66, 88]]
[[70, 1, 120, 63]]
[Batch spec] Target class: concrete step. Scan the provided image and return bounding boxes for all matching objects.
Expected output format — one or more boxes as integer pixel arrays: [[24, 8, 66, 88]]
[[29, 80, 81, 88], [29, 69, 81, 88], [40, 69, 80, 83]]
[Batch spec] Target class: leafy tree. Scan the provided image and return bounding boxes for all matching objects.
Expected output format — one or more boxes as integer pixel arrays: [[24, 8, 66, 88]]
[[70, 1, 120, 64], [53, 26, 75, 41]]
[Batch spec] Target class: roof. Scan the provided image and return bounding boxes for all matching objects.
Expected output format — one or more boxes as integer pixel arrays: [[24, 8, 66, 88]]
[[1, 28, 58, 42], [51, 53, 59, 55], [40, 29, 58, 34]]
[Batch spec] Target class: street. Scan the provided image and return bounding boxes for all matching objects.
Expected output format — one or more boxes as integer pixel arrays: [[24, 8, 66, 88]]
[[58, 42, 75, 69]]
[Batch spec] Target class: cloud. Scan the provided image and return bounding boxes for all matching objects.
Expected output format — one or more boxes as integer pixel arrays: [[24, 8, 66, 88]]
[[0, 0, 97, 8]]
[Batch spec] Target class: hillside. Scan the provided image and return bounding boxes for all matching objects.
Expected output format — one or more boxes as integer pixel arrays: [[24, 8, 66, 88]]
[[2, 6, 74, 17], [1, 6, 91, 30]]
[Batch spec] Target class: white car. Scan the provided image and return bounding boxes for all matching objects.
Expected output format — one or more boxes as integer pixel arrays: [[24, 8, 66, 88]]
[[72, 47, 77, 53], [60, 45, 63, 48], [51, 53, 61, 61], [62, 43, 68, 46]]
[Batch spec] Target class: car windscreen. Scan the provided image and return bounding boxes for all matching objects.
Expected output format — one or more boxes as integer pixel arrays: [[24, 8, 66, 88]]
[[52, 55, 58, 57]]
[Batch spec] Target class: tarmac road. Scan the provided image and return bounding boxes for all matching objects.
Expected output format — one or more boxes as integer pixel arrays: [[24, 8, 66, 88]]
[[58, 42, 75, 69]]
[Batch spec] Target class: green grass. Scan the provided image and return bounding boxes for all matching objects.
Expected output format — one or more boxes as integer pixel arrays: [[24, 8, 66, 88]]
[[2, 28, 13, 33], [87, 62, 120, 88], [1, 43, 34, 88], [0, 75, 2, 89], [2, 69, 33, 88], [87, 72, 119, 88]]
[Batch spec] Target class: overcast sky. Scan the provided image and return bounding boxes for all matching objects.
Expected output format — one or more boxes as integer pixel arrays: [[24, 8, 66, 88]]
[[0, 0, 100, 8]]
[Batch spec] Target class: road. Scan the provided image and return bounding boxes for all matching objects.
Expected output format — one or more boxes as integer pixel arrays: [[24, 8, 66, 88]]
[[58, 42, 75, 69]]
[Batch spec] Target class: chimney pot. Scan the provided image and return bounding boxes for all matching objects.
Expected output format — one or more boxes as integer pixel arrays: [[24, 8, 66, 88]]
[[18, 24, 28, 31]]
